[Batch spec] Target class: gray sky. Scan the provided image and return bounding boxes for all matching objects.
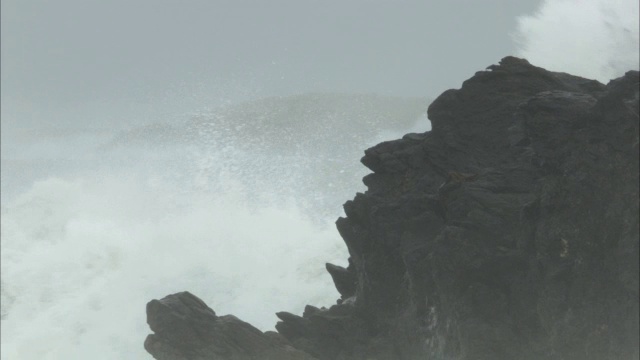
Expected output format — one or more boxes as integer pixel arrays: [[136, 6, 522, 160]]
[[1, 0, 542, 127]]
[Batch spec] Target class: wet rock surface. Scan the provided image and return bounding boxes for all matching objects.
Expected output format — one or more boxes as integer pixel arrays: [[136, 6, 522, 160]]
[[145, 57, 639, 360]]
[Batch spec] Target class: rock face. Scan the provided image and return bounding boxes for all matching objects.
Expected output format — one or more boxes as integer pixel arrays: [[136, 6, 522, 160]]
[[145, 57, 639, 360]]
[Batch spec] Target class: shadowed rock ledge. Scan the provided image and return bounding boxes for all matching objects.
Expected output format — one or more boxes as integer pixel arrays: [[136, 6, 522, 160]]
[[145, 57, 639, 360]]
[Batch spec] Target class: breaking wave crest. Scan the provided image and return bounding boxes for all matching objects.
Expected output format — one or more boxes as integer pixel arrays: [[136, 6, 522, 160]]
[[0, 93, 429, 359]]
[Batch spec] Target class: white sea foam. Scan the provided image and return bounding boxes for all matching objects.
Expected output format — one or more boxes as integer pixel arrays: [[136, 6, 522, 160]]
[[0, 167, 347, 359], [0, 94, 429, 359], [514, 0, 639, 82]]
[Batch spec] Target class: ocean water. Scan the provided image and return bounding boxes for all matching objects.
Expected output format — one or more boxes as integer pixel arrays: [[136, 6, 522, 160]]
[[0, 93, 430, 359]]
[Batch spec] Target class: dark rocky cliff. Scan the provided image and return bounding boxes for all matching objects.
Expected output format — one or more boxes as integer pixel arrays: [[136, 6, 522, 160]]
[[144, 57, 639, 360]]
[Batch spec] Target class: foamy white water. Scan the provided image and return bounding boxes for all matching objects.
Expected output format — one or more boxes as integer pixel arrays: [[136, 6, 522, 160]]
[[1, 174, 344, 359], [0, 94, 429, 359], [514, 0, 639, 82]]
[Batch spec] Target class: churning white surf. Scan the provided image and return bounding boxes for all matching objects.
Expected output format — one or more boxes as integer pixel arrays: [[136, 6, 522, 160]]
[[0, 93, 429, 359], [1, 174, 345, 359], [514, 0, 640, 82]]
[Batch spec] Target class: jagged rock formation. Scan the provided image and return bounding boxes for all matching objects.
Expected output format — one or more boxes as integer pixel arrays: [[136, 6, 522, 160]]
[[145, 57, 639, 360], [144, 292, 316, 360]]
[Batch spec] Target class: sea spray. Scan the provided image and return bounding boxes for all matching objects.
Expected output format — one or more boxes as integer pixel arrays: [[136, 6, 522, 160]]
[[1, 93, 429, 359], [1, 172, 347, 359]]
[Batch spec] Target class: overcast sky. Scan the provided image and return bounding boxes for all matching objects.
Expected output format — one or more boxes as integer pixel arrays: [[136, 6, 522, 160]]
[[3, 0, 638, 130], [1, 0, 544, 128]]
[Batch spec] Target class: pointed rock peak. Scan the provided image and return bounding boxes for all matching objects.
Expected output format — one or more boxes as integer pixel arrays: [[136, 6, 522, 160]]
[[485, 56, 533, 72]]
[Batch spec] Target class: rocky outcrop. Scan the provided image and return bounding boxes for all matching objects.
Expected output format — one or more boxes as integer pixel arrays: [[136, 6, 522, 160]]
[[145, 57, 639, 360], [144, 292, 316, 360]]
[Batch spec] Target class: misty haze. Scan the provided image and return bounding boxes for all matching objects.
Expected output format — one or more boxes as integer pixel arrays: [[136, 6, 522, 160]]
[[1, 0, 638, 359]]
